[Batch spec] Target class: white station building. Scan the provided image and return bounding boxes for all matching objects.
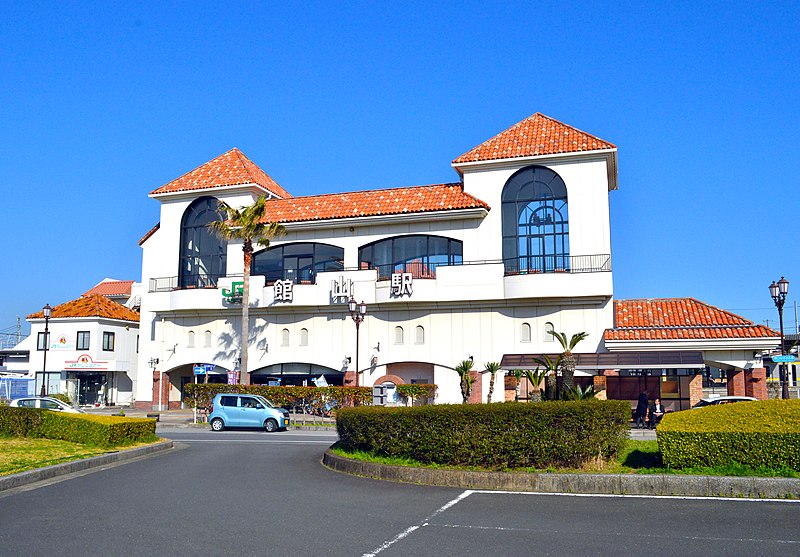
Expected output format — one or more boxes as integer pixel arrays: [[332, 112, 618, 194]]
[[134, 113, 778, 410]]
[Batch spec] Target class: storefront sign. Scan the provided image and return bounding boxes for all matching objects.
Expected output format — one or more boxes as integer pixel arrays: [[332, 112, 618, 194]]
[[222, 281, 244, 303], [391, 272, 413, 297], [50, 335, 75, 350], [331, 276, 353, 302], [65, 354, 109, 370], [274, 280, 294, 302]]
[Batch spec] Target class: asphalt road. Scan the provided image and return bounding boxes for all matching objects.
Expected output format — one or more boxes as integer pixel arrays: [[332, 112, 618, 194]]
[[1, 428, 799, 556]]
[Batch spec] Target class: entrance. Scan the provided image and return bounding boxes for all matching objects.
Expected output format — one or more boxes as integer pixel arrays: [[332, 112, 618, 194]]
[[72, 372, 108, 406], [606, 369, 699, 411]]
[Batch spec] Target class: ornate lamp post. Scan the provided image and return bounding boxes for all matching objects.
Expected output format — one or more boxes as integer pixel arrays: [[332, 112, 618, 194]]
[[348, 297, 367, 387], [769, 277, 790, 400], [40, 303, 52, 396]]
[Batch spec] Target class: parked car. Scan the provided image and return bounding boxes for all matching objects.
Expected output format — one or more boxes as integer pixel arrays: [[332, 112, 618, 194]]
[[208, 393, 290, 432], [10, 396, 84, 413], [692, 395, 757, 409]]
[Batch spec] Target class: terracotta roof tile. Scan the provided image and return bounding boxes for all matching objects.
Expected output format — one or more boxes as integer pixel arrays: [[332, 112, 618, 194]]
[[150, 148, 292, 199], [82, 280, 134, 298], [261, 183, 489, 224], [453, 112, 616, 164], [604, 298, 777, 341], [28, 295, 140, 323], [138, 222, 160, 246]]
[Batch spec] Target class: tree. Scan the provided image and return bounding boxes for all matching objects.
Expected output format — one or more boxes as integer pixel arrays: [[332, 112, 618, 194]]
[[209, 196, 285, 384], [522, 368, 547, 402], [511, 369, 524, 402], [455, 359, 476, 404], [549, 331, 588, 392], [533, 354, 561, 400], [485, 361, 502, 403]]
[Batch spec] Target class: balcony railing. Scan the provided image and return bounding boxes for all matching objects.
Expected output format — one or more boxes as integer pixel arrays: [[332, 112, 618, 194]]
[[148, 254, 611, 292]]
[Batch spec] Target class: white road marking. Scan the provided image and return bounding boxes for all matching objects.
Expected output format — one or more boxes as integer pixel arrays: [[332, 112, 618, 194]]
[[362, 490, 474, 557], [168, 438, 333, 444], [467, 489, 800, 504]]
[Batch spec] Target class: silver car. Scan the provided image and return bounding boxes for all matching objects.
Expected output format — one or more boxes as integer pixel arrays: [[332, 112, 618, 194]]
[[10, 396, 84, 413], [692, 395, 757, 409]]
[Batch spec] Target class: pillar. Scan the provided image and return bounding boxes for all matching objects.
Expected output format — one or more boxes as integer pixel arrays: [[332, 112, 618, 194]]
[[593, 374, 607, 401], [689, 374, 703, 407], [726, 369, 746, 397], [745, 368, 767, 400]]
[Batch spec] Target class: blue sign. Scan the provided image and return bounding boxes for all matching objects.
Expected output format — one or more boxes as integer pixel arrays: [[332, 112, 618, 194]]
[[193, 365, 205, 375], [772, 355, 796, 363]]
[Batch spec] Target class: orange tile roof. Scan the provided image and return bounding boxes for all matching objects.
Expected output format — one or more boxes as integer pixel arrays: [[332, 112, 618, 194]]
[[604, 298, 777, 341], [150, 148, 292, 199], [138, 222, 160, 246], [260, 183, 489, 224], [28, 295, 140, 323], [453, 112, 616, 164], [82, 280, 134, 298]]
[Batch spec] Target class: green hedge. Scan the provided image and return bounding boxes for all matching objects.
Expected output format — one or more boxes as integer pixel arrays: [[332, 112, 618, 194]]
[[336, 400, 631, 469], [657, 400, 800, 470], [0, 407, 157, 448]]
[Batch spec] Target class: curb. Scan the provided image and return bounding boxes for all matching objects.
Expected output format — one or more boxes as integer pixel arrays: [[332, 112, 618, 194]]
[[0, 440, 174, 492], [322, 450, 800, 499]]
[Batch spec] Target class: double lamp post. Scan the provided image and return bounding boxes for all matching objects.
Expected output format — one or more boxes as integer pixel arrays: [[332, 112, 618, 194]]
[[40, 303, 52, 397], [769, 277, 790, 400], [348, 297, 367, 387]]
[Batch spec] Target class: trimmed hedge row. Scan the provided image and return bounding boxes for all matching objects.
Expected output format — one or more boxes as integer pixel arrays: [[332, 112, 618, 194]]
[[0, 407, 157, 448], [336, 400, 631, 469], [657, 400, 800, 470], [184, 384, 373, 410]]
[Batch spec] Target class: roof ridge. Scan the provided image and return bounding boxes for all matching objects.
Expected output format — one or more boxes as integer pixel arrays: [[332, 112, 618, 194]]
[[268, 182, 465, 203], [232, 148, 262, 189]]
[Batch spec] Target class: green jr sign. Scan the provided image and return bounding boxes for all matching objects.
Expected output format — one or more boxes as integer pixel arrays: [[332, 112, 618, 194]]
[[222, 281, 244, 302]]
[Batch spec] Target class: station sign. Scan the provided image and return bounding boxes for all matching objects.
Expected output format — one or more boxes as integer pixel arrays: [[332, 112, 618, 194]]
[[772, 355, 796, 363]]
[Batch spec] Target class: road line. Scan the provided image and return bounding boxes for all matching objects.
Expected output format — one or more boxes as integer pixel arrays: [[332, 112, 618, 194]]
[[467, 489, 800, 504], [167, 439, 333, 444], [362, 490, 474, 557]]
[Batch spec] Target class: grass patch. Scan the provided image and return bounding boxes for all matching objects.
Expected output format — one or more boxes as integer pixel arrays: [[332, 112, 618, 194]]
[[0, 435, 164, 477], [331, 439, 800, 478]]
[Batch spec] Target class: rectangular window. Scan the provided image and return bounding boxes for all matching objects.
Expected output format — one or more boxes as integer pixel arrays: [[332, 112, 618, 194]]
[[37, 332, 49, 351], [77, 331, 90, 350], [102, 332, 115, 351]]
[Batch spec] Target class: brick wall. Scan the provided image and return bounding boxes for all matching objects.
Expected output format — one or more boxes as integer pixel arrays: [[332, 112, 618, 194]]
[[745, 368, 767, 400], [727, 369, 745, 397], [467, 371, 482, 404], [689, 374, 703, 407]]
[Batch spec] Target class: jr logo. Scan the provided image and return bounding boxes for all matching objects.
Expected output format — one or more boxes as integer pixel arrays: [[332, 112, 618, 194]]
[[222, 281, 244, 301]]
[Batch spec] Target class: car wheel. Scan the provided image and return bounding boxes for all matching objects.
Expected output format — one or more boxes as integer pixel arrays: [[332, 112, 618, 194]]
[[210, 418, 225, 432], [264, 418, 278, 433]]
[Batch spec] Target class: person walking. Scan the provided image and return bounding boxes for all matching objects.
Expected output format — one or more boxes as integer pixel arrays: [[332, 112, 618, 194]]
[[635, 391, 649, 429]]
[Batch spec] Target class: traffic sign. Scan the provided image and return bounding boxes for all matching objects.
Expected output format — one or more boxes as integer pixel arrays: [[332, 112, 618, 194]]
[[772, 355, 796, 363]]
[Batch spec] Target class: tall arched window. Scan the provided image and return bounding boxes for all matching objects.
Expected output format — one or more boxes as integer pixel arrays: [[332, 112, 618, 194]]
[[204, 330, 212, 348], [281, 328, 290, 346], [502, 166, 568, 274], [299, 328, 309, 346], [187, 331, 195, 348], [415, 325, 425, 345], [394, 326, 404, 345], [544, 322, 555, 342], [179, 197, 227, 288], [520, 323, 531, 343]]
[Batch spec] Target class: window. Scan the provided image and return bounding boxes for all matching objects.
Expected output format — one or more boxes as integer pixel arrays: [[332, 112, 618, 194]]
[[220, 395, 238, 407], [37, 332, 49, 351], [136, 335, 139, 353], [179, 196, 227, 289], [359, 235, 463, 280], [299, 328, 309, 346], [502, 166, 569, 274], [187, 331, 195, 348], [253, 242, 344, 284], [204, 330, 212, 348], [544, 322, 555, 342], [281, 328, 290, 347], [77, 331, 90, 350], [415, 325, 425, 345], [521, 323, 531, 343], [394, 326, 404, 345], [102, 332, 115, 351]]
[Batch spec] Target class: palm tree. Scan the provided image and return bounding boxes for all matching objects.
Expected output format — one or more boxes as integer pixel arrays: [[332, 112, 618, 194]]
[[549, 331, 588, 392], [485, 361, 502, 403], [209, 195, 285, 385], [533, 354, 561, 400], [455, 359, 476, 404], [511, 369, 524, 401], [522, 368, 547, 402]]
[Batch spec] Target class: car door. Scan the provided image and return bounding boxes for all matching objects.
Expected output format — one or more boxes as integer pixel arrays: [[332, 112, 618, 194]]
[[238, 396, 264, 427]]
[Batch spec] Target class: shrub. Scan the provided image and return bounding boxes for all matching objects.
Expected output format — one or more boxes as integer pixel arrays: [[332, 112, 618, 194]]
[[184, 384, 371, 412], [0, 407, 157, 447], [395, 384, 437, 405], [658, 400, 800, 470], [336, 400, 631, 469]]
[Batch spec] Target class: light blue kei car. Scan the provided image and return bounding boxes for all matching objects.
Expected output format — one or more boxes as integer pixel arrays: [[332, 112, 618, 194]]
[[208, 393, 290, 432]]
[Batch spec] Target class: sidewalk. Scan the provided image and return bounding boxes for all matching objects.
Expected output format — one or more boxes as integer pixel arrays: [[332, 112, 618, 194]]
[[82, 406, 336, 429]]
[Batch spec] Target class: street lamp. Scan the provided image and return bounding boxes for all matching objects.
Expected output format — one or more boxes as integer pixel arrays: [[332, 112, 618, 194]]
[[40, 303, 52, 397], [769, 277, 790, 400], [348, 297, 367, 387]]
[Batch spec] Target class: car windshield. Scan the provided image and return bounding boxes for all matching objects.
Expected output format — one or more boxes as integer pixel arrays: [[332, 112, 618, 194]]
[[254, 396, 276, 408], [694, 400, 711, 408]]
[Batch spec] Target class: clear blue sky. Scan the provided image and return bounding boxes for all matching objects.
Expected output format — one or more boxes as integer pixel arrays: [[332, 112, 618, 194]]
[[2, 1, 798, 339]]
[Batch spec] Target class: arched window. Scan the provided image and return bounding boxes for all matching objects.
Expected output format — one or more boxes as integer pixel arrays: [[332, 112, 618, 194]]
[[299, 328, 309, 346], [394, 326, 404, 345], [204, 330, 212, 348], [520, 323, 531, 343], [415, 325, 425, 345], [179, 197, 227, 288], [502, 166, 569, 274], [359, 235, 463, 280], [253, 242, 344, 284], [544, 322, 555, 342], [281, 328, 290, 347], [187, 331, 195, 348]]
